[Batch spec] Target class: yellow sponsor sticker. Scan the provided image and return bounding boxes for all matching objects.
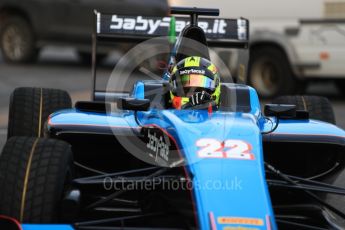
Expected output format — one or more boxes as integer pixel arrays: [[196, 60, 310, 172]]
[[223, 226, 259, 230], [184, 56, 201, 67], [207, 64, 218, 74], [218, 217, 264, 226]]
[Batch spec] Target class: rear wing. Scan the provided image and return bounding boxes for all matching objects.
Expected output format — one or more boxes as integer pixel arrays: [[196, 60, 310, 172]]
[[91, 7, 250, 101], [95, 13, 249, 47]]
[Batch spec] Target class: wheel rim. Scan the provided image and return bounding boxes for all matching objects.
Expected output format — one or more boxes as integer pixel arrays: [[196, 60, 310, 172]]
[[2, 25, 28, 61], [250, 58, 280, 97]]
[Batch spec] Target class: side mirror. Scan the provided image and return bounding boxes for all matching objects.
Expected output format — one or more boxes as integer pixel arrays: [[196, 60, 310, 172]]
[[117, 98, 150, 111], [264, 104, 296, 118]]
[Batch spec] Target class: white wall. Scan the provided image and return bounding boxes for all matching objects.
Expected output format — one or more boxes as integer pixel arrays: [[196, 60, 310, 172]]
[[169, 0, 338, 19]]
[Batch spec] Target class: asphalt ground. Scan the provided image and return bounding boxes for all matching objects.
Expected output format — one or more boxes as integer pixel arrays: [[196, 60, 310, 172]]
[[0, 47, 344, 148]]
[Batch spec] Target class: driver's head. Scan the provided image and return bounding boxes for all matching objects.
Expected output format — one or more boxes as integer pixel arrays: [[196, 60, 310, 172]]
[[169, 56, 221, 109]]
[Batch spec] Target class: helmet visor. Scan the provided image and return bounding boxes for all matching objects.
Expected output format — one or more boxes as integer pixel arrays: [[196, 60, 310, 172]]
[[180, 74, 215, 90]]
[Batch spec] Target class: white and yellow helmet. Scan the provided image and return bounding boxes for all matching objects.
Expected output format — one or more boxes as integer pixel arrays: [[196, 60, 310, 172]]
[[169, 56, 221, 109]]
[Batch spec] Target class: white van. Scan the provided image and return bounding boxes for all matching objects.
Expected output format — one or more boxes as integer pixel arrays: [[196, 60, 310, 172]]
[[170, 0, 345, 97]]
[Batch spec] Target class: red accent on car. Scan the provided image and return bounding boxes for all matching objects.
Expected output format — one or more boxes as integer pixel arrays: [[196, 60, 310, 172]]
[[172, 96, 182, 109], [0, 215, 22, 230], [208, 102, 213, 117]]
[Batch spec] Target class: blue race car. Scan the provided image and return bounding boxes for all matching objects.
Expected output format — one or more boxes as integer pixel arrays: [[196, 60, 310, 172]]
[[0, 7, 345, 230]]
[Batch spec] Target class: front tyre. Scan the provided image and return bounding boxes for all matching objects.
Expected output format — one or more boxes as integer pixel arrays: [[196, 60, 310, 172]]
[[272, 95, 336, 124], [0, 137, 73, 223], [0, 16, 39, 63], [8, 87, 72, 139]]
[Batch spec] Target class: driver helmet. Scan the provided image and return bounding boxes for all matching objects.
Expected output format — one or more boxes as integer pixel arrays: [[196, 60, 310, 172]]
[[169, 56, 221, 109]]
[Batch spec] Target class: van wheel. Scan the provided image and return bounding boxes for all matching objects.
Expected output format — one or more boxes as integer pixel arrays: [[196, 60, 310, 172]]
[[249, 47, 298, 98], [8, 87, 72, 139], [272, 95, 336, 124], [0, 137, 73, 223], [0, 16, 38, 63]]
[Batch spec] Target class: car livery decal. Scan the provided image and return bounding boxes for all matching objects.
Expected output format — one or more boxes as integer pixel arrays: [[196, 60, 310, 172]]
[[196, 138, 255, 160], [97, 14, 248, 40], [217, 216, 264, 226]]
